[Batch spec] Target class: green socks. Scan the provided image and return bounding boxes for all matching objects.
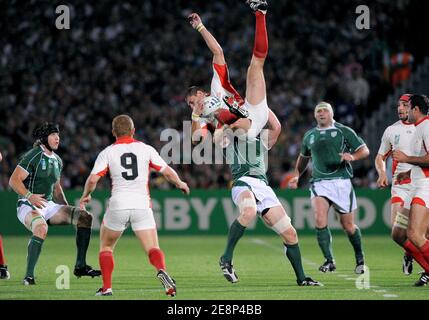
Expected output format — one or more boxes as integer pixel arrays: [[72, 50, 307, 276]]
[[316, 227, 334, 262], [348, 227, 364, 263], [222, 219, 246, 262], [75, 227, 91, 268], [26, 236, 44, 278], [284, 243, 306, 283]]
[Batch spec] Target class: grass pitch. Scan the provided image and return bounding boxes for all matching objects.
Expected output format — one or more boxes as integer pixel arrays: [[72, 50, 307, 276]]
[[0, 235, 427, 300]]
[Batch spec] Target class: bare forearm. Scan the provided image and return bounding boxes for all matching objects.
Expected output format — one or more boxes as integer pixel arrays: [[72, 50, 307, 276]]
[[9, 177, 30, 197], [295, 156, 310, 176], [375, 154, 387, 176], [405, 154, 429, 167], [199, 28, 223, 58], [82, 178, 97, 198], [163, 167, 183, 188], [352, 146, 370, 161]]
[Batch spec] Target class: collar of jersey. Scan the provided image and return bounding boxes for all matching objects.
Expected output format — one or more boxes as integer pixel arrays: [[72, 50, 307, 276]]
[[114, 136, 138, 144], [39, 145, 57, 159], [316, 123, 336, 130], [414, 116, 429, 127]]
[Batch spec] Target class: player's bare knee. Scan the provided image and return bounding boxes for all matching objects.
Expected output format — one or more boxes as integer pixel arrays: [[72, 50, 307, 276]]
[[239, 206, 257, 225], [282, 226, 298, 245], [314, 213, 327, 228], [77, 210, 93, 228], [341, 221, 356, 235], [33, 222, 48, 239]]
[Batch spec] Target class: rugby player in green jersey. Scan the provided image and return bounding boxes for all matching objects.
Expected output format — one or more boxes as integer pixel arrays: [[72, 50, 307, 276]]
[[216, 109, 322, 286], [9, 123, 100, 285], [290, 102, 370, 274]]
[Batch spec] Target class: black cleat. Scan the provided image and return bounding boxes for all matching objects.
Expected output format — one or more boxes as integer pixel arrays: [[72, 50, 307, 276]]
[[0, 265, 10, 280], [414, 272, 429, 287], [245, 0, 268, 14], [23, 276, 35, 285], [95, 287, 113, 296], [298, 277, 323, 286], [74, 265, 101, 278], [157, 269, 177, 297], [222, 96, 249, 119], [355, 260, 366, 274], [319, 260, 336, 273], [402, 254, 413, 275], [219, 257, 239, 283]]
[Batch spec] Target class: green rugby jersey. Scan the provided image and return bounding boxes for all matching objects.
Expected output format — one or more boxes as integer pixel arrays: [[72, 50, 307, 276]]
[[227, 136, 268, 186], [300, 122, 365, 182], [17, 146, 63, 204]]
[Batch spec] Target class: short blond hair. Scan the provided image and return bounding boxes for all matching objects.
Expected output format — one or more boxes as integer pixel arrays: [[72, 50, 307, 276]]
[[112, 115, 134, 137]]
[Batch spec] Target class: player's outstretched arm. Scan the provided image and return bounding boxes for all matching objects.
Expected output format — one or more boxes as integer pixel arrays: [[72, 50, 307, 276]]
[[375, 154, 389, 188], [79, 174, 101, 209], [289, 155, 310, 189], [53, 181, 68, 205], [162, 166, 190, 195], [188, 13, 226, 65], [9, 166, 47, 208]]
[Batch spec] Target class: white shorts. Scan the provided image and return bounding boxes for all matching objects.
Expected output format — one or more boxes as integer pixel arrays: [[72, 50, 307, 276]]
[[103, 208, 156, 232], [391, 183, 412, 208], [232, 176, 281, 215], [245, 97, 269, 140], [404, 178, 429, 210], [17, 200, 64, 226], [310, 179, 357, 214]]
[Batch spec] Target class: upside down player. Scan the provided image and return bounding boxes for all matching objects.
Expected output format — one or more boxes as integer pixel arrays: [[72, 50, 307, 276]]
[[186, 0, 270, 142], [9, 123, 100, 285], [0, 151, 11, 280], [80, 115, 190, 296], [393, 94, 429, 286], [375, 94, 425, 278]]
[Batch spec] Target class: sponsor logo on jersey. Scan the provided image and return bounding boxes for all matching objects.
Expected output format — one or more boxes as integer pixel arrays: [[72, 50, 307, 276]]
[[41, 159, 47, 170]]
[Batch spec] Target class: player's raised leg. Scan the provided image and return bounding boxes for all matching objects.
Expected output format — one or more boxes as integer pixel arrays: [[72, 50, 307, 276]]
[[262, 206, 322, 286], [48, 205, 101, 278], [0, 235, 10, 280], [242, 0, 269, 139], [312, 197, 336, 272]]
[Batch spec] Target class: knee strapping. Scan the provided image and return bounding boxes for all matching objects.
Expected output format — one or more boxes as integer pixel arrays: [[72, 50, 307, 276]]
[[30, 216, 47, 233], [394, 212, 409, 230], [271, 215, 292, 235]]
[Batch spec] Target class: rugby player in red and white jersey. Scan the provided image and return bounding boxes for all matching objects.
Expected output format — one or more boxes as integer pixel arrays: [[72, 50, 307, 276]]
[[393, 94, 429, 286], [186, 0, 269, 143], [79, 115, 190, 296], [375, 94, 417, 275]]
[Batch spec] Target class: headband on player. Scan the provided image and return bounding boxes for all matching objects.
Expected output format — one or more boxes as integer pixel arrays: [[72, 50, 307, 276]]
[[314, 102, 334, 116], [399, 94, 411, 102]]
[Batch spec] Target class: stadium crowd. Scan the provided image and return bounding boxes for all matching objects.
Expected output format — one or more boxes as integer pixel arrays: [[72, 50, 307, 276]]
[[0, 0, 421, 191]]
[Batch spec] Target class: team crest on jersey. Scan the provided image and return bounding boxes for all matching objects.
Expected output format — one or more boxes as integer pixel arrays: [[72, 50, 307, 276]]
[[394, 134, 400, 146], [309, 135, 315, 145], [331, 131, 337, 138], [41, 159, 47, 170]]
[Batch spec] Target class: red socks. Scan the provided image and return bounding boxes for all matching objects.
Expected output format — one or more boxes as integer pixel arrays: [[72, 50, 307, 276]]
[[419, 240, 429, 265], [253, 11, 268, 59], [148, 248, 166, 271], [0, 235, 5, 265], [99, 251, 114, 290], [404, 240, 429, 272]]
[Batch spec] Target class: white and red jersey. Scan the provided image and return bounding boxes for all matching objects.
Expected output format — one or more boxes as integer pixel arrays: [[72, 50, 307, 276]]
[[198, 63, 244, 130], [91, 136, 167, 210], [378, 120, 415, 183], [410, 116, 429, 180]]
